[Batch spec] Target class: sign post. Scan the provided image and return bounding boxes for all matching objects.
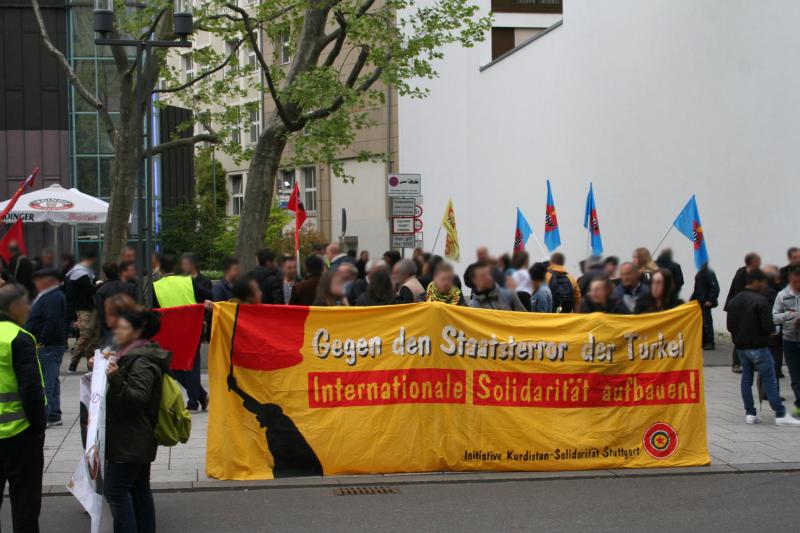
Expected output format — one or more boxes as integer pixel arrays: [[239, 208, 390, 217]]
[[388, 174, 423, 250]]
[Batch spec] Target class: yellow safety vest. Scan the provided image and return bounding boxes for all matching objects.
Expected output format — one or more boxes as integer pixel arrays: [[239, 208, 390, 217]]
[[153, 275, 195, 308], [0, 321, 44, 439]]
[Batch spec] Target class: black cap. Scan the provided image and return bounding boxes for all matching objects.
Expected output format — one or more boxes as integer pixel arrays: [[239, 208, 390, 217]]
[[33, 268, 63, 282]]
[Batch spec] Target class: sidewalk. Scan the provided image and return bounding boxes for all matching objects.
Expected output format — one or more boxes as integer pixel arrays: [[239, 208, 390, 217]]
[[43, 346, 800, 493]]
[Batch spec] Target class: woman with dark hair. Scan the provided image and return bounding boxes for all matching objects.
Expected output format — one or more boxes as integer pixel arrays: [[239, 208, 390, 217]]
[[356, 269, 396, 306], [637, 268, 682, 313], [580, 275, 625, 314], [104, 309, 170, 533], [313, 271, 349, 306]]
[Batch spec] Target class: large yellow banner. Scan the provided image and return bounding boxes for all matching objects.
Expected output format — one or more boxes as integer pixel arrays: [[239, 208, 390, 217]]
[[206, 302, 709, 480]]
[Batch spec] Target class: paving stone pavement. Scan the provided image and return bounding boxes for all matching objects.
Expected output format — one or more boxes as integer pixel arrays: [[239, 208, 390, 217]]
[[43, 347, 800, 492]]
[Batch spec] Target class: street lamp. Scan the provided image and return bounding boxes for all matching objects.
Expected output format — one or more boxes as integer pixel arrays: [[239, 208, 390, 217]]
[[93, 1, 194, 305]]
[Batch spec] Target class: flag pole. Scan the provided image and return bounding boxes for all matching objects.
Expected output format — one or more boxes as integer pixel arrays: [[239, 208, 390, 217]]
[[652, 224, 674, 257], [529, 230, 548, 260], [431, 224, 443, 255]]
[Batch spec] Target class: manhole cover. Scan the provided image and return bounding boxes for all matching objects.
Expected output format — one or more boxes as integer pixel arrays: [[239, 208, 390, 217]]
[[334, 486, 400, 496]]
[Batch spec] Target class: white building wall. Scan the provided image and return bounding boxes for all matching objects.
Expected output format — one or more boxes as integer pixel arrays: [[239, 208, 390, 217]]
[[331, 160, 391, 255], [400, 0, 800, 325]]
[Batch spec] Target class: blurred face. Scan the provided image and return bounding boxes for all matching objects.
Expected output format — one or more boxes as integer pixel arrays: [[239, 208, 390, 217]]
[[121, 248, 136, 264], [391, 264, 405, 284], [603, 262, 617, 277], [325, 245, 337, 260], [180, 258, 195, 276], [619, 264, 639, 288], [113, 317, 139, 347], [433, 269, 453, 292], [790, 250, 800, 266], [472, 266, 494, 292], [41, 251, 54, 267], [476, 247, 489, 262], [790, 273, 800, 293], [650, 272, 665, 301], [330, 274, 346, 298], [225, 263, 242, 281], [747, 256, 761, 271], [33, 276, 57, 293], [8, 296, 30, 326], [360, 251, 369, 261], [248, 279, 263, 304], [588, 280, 610, 305], [121, 265, 137, 281], [104, 300, 120, 329], [338, 267, 357, 283], [283, 260, 298, 280]]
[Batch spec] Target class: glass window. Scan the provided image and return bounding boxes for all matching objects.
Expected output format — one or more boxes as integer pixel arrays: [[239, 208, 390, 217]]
[[277, 31, 291, 64], [98, 157, 114, 198], [73, 61, 97, 113], [71, 6, 96, 58], [98, 60, 121, 112], [225, 41, 238, 76], [75, 114, 98, 154], [76, 157, 98, 196], [230, 174, 244, 215], [182, 53, 194, 83], [303, 167, 316, 212], [248, 106, 260, 144]]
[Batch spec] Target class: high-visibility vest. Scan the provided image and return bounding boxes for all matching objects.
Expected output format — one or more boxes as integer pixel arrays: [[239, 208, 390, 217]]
[[0, 321, 43, 439], [153, 275, 195, 308]]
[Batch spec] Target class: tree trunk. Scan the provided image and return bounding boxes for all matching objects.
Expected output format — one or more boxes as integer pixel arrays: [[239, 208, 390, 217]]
[[235, 114, 287, 268], [103, 132, 140, 262]]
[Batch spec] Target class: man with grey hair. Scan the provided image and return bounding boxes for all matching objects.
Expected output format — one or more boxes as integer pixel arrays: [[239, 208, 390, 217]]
[[393, 258, 424, 304], [326, 243, 355, 271], [347, 259, 387, 305], [0, 283, 46, 531]]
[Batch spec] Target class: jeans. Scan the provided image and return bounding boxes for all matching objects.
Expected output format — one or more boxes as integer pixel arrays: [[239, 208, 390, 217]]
[[173, 346, 206, 409], [105, 462, 155, 533], [39, 346, 66, 421], [738, 348, 784, 417], [783, 340, 800, 409], [0, 428, 44, 533]]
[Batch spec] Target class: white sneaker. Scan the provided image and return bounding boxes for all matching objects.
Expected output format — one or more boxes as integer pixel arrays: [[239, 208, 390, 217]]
[[775, 413, 800, 426], [745, 414, 762, 424]]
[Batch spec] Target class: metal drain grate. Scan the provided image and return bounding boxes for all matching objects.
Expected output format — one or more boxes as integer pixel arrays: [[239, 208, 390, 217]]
[[334, 486, 400, 496]]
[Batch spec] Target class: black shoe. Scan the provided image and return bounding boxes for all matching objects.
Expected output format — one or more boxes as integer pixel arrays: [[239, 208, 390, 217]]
[[186, 402, 200, 412], [200, 393, 209, 412], [67, 361, 78, 374], [732, 365, 742, 374]]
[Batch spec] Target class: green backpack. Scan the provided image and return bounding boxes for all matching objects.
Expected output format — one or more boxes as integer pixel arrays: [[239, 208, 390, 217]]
[[154, 374, 192, 446]]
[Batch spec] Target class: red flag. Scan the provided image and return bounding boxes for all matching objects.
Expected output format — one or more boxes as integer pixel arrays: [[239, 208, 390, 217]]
[[0, 220, 27, 264], [153, 304, 205, 371], [287, 182, 307, 252], [0, 167, 39, 221]]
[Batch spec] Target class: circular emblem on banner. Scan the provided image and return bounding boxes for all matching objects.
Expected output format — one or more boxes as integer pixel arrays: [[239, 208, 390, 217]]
[[29, 198, 74, 211], [643, 422, 678, 459]]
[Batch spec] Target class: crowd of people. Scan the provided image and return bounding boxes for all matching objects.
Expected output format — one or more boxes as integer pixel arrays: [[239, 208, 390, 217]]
[[1, 236, 799, 532]]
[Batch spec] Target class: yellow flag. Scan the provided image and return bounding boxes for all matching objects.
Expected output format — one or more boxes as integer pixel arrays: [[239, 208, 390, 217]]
[[441, 198, 460, 261]]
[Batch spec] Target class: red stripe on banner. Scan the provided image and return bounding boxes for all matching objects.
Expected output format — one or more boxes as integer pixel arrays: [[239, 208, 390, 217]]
[[473, 370, 700, 408], [154, 304, 205, 371], [232, 304, 310, 371]]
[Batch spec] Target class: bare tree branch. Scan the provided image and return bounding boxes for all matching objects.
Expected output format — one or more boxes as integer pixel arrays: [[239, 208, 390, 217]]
[[154, 39, 244, 93], [30, 0, 117, 145], [299, 51, 384, 124], [321, 11, 347, 67], [225, 2, 299, 130], [140, 7, 169, 41], [146, 133, 218, 157]]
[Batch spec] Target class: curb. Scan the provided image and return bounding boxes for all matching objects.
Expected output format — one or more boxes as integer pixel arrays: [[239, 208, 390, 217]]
[[43, 462, 800, 496]]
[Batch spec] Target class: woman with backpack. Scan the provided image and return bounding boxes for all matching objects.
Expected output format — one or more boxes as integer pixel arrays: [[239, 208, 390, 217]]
[[104, 309, 171, 533]]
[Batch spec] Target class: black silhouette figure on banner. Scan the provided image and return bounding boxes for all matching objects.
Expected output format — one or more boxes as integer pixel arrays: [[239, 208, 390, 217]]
[[227, 370, 323, 478]]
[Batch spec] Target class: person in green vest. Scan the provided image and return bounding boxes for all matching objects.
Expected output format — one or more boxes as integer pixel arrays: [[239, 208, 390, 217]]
[[0, 283, 46, 532], [151, 254, 211, 412]]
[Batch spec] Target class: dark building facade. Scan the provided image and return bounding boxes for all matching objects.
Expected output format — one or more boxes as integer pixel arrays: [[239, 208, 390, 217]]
[[0, 0, 70, 255]]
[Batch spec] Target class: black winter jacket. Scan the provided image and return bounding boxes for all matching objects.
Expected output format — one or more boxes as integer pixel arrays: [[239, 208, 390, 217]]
[[726, 289, 775, 350], [250, 266, 283, 304], [691, 267, 720, 307], [106, 342, 171, 463]]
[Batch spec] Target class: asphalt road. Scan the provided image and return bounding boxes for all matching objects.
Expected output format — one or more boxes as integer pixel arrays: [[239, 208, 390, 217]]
[[7, 471, 798, 533]]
